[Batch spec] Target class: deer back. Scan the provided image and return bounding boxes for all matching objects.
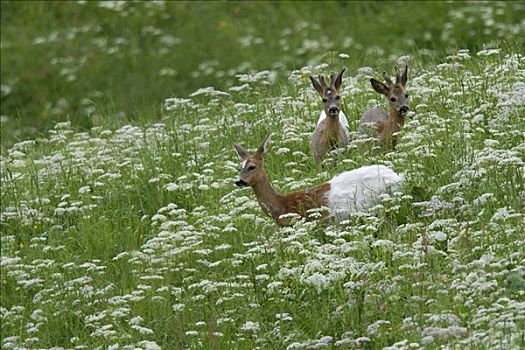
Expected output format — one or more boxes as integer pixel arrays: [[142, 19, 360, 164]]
[[358, 107, 388, 137]]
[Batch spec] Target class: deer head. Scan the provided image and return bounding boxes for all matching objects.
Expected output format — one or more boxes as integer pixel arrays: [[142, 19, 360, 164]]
[[370, 65, 409, 116], [234, 134, 271, 188], [310, 68, 345, 118]]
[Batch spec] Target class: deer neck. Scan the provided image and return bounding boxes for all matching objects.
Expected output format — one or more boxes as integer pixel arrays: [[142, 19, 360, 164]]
[[252, 176, 285, 221], [380, 108, 405, 147], [325, 115, 342, 143], [387, 108, 405, 130]]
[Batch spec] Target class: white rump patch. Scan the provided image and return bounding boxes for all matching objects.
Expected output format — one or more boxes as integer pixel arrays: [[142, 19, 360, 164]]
[[326, 165, 404, 222]]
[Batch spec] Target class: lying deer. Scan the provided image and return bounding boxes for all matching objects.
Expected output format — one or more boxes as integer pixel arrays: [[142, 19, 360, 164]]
[[310, 69, 350, 165], [234, 134, 403, 225], [359, 66, 409, 148]]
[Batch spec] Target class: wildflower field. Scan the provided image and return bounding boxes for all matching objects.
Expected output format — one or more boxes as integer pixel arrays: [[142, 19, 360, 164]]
[[1, 2, 525, 349]]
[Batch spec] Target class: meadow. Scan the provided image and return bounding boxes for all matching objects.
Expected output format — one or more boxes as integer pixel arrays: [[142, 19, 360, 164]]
[[1, 1, 525, 350]]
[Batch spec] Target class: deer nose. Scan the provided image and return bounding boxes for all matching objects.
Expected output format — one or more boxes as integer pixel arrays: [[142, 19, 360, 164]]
[[328, 107, 339, 115], [400, 106, 409, 114], [235, 179, 248, 187]]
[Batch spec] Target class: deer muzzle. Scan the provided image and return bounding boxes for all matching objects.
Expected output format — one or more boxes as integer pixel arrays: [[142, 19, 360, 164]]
[[328, 107, 339, 116], [235, 179, 248, 187], [399, 106, 409, 115]]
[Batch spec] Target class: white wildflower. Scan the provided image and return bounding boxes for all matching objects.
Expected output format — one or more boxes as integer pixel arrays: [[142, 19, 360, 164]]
[[241, 321, 260, 331]]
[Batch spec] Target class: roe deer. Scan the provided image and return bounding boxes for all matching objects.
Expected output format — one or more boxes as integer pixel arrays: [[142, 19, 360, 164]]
[[310, 69, 350, 165], [234, 134, 403, 225], [359, 66, 409, 149]]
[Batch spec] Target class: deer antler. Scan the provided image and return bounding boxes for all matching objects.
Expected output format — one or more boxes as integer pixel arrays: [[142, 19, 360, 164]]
[[383, 71, 394, 86], [319, 75, 328, 89], [329, 73, 338, 89], [395, 66, 402, 85]]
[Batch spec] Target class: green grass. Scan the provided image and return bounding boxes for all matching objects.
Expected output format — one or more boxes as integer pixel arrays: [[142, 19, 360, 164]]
[[2, 1, 524, 148], [1, 2, 525, 350]]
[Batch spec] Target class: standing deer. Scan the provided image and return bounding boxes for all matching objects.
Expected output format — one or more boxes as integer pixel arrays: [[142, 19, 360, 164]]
[[234, 134, 403, 225], [359, 66, 409, 149], [310, 69, 350, 165]]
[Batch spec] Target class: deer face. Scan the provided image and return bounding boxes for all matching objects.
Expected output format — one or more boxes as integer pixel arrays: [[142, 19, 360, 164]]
[[387, 85, 409, 116], [234, 135, 271, 188], [310, 69, 345, 118], [370, 66, 409, 116], [234, 157, 265, 188]]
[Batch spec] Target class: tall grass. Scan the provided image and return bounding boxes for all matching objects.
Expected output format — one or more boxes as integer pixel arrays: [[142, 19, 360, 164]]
[[2, 45, 524, 349], [1, 2, 525, 350], [1, 1, 524, 148]]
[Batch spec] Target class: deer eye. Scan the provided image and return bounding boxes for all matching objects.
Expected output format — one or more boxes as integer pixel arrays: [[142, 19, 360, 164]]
[[335, 96, 341, 100], [405, 94, 409, 98], [322, 98, 328, 103], [390, 97, 396, 102], [247, 165, 256, 171]]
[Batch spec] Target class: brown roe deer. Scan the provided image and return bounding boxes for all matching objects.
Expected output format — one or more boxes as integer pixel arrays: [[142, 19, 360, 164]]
[[359, 66, 409, 149], [310, 69, 350, 165], [234, 135, 403, 225]]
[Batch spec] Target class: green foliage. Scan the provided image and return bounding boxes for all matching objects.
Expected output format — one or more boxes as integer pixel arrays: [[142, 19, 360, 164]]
[[1, 1, 524, 148], [1, 2, 525, 350]]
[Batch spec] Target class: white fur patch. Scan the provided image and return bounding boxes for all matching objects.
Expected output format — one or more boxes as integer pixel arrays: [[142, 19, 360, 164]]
[[317, 110, 350, 130], [241, 160, 247, 170], [326, 165, 404, 222]]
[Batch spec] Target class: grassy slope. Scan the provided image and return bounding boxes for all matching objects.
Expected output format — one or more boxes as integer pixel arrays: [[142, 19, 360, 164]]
[[1, 1, 524, 148], [2, 46, 525, 349], [1, 2, 525, 350]]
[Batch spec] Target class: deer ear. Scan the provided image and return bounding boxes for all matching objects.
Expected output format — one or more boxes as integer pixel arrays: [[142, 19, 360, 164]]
[[234, 144, 249, 159], [334, 68, 345, 90], [256, 134, 271, 157], [400, 65, 408, 86], [309, 76, 323, 95], [370, 78, 389, 95]]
